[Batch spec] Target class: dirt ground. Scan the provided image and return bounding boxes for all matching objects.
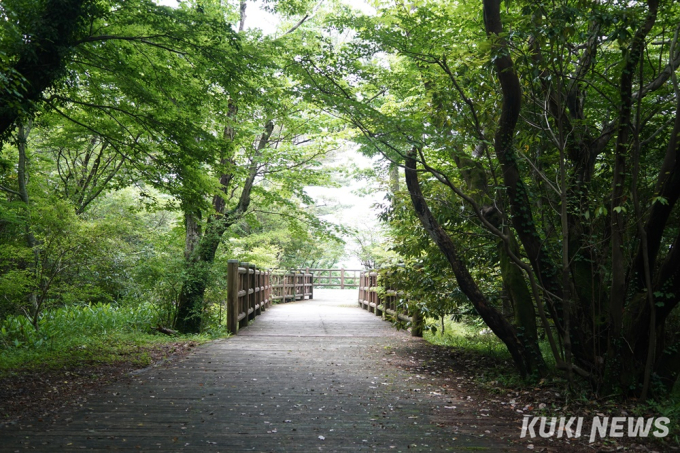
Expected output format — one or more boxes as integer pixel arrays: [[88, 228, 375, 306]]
[[0, 341, 198, 427], [386, 337, 677, 453]]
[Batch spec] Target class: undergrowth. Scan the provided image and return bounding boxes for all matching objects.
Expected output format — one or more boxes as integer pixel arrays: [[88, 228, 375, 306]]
[[423, 318, 509, 359], [0, 302, 229, 375]]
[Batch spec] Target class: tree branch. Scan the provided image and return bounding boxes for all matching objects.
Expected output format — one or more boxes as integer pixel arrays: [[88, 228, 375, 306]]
[[0, 185, 21, 196]]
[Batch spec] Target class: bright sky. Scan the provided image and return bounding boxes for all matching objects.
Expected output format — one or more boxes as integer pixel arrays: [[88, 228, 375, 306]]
[[156, 0, 280, 33], [306, 147, 385, 269], [157, 0, 374, 34]]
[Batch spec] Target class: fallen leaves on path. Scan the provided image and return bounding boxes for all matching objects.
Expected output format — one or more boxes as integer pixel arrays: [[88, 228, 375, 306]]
[[0, 341, 196, 427]]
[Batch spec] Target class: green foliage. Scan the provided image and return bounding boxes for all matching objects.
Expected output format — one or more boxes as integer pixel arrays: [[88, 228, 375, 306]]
[[2, 198, 108, 315], [230, 208, 347, 269], [350, 224, 399, 269], [291, 0, 680, 392], [1, 0, 351, 336], [0, 298, 175, 375], [0, 302, 156, 350], [643, 398, 680, 446], [376, 189, 503, 325], [379, 262, 480, 331], [423, 318, 510, 361]]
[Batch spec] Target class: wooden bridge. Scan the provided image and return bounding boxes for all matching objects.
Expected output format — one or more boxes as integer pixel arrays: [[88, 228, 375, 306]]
[[0, 265, 517, 452], [226, 262, 423, 337]]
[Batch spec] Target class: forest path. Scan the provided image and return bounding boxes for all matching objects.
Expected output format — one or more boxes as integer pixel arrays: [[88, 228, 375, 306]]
[[0, 290, 517, 452]]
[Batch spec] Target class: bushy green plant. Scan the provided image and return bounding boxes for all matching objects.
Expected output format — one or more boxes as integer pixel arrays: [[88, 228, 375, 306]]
[[0, 302, 157, 350], [423, 317, 511, 360], [377, 262, 484, 334]]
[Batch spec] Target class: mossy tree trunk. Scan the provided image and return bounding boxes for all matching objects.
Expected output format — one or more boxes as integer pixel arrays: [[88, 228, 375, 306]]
[[175, 120, 274, 333]]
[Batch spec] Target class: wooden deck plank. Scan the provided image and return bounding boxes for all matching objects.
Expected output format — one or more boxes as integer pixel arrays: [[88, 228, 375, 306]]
[[0, 290, 515, 452]]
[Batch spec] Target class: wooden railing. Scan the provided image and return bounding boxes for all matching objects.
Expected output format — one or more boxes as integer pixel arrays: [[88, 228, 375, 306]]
[[295, 268, 362, 289], [227, 261, 314, 334], [226, 263, 394, 336], [358, 269, 423, 337], [227, 260, 273, 335], [271, 271, 314, 302]]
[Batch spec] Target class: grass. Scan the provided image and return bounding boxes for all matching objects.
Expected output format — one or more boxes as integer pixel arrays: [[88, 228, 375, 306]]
[[421, 317, 564, 389], [1, 331, 177, 374], [423, 317, 512, 360], [0, 302, 228, 375]]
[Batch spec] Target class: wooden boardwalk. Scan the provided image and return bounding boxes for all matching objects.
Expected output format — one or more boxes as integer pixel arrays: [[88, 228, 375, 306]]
[[0, 290, 514, 452]]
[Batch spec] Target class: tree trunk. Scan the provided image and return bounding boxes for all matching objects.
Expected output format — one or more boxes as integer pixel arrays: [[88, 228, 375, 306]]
[[456, 154, 544, 372], [13, 123, 43, 328], [174, 120, 274, 333], [404, 153, 540, 378], [389, 162, 400, 193], [175, 214, 229, 333], [605, 0, 659, 394], [499, 233, 543, 369], [482, 0, 566, 336]]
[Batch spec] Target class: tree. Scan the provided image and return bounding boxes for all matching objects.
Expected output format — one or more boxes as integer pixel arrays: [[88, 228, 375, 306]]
[[350, 224, 397, 269], [174, 92, 341, 332], [1, 0, 244, 329], [295, 0, 680, 393], [1, 0, 342, 336], [0, 0, 90, 139], [170, 1, 347, 333], [229, 209, 346, 269]]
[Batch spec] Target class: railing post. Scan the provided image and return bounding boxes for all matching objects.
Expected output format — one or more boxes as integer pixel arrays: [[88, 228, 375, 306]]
[[269, 271, 273, 306], [360, 271, 364, 308], [248, 263, 255, 319], [283, 272, 288, 302], [367, 271, 371, 313], [239, 264, 247, 328], [260, 267, 264, 312], [366, 271, 370, 309], [227, 259, 239, 334], [358, 272, 361, 306], [370, 272, 377, 314], [341, 268, 345, 289], [309, 270, 314, 299], [306, 268, 313, 300], [367, 271, 372, 312], [380, 270, 386, 320], [382, 270, 389, 320], [262, 271, 269, 309], [255, 266, 262, 316], [375, 271, 382, 318], [241, 262, 250, 323], [262, 270, 269, 310], [293, 272, 297, 300]]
